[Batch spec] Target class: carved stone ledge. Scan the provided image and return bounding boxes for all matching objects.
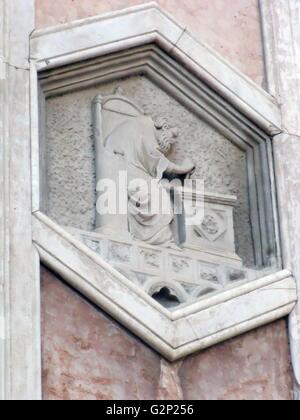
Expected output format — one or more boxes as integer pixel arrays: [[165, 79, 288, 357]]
[[33, 211, 297, 361], [65, 186, 247, 308], [31, 2, 281, 134], [37, 45, 279, 268], [68, 226, 246, 306]]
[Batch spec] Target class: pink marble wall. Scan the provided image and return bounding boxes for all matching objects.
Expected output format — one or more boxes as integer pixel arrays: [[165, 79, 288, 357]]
[[42, 268, 293, 400], [35, 0, 265, 86]]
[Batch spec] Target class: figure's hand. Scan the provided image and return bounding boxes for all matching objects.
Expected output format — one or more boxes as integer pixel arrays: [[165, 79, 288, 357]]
[[165, 157, 196, 176], [181, 158, 196, 175]]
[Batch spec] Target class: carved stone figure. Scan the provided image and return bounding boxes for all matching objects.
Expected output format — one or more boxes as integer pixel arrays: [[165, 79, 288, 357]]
[[93, 92, 195, 246], [90, 90, 249, 307]]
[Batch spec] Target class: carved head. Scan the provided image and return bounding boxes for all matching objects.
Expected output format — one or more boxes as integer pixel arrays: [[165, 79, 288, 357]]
[[153, 116, 179, 155]]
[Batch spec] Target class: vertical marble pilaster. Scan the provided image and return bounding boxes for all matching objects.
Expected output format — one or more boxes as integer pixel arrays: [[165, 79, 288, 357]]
[[0, 0, 41, 400], [260, 0, 300, 399]]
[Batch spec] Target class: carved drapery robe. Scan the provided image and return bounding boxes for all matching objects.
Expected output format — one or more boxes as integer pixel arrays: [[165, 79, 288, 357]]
[[105, 116, 174, 245]]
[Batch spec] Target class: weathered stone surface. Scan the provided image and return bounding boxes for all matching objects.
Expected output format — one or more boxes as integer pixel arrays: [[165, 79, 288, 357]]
[[46, 75, 254, 266], [36, 0, 294, 402], [0, 0, 41, 400], [42, 267, 294, 400], [260, 1, 300, 396], [35, 0, 264, 86]]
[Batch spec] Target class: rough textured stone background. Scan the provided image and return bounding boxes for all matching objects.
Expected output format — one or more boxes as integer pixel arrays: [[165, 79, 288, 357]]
[[42, 268, 294, 401], [38, 0, 292, 401], [46, 76, 254, 266], [35, 0, 265, 86]]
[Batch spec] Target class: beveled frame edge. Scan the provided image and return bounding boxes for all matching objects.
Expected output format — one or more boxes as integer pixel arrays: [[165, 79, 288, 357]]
[[28, 1, 298, 363], [30, 2, 281, 135], [32, 211, 297, 362], [36, 44, 280, 268], [260, 0, 300, 399]]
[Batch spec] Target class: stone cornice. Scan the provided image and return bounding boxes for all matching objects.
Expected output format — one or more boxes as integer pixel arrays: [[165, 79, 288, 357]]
[[31, 2, 281, 135]]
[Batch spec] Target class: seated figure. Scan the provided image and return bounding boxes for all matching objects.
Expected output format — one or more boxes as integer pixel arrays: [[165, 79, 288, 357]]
[[93, 93, 195, 246]]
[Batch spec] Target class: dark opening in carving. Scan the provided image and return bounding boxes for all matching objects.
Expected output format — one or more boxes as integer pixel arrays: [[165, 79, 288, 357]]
[[152, 287, 181, 308]]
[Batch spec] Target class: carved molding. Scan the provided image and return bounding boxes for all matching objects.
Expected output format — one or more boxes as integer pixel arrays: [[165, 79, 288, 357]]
[[29, 3, 297, 362], [37, 43, 278, 268], [0, 0, 297, 400]]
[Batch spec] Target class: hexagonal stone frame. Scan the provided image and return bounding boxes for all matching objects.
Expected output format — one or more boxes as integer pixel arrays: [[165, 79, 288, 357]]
[[29, 2, 297, 361]]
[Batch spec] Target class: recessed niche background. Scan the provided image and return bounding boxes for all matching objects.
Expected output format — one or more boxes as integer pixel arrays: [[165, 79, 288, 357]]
[[45, 75, 255, 267]]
